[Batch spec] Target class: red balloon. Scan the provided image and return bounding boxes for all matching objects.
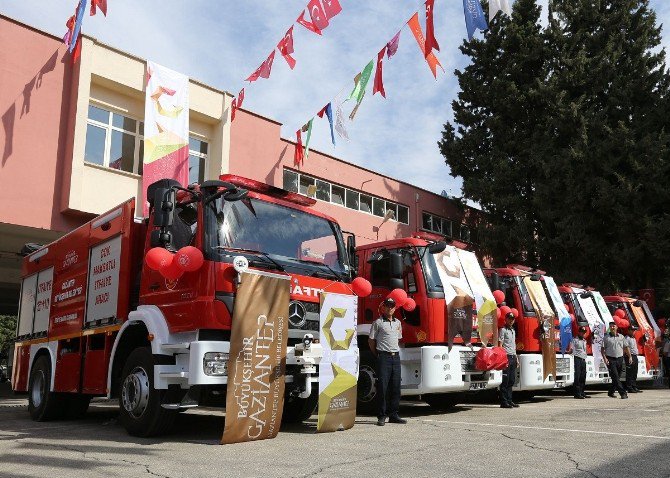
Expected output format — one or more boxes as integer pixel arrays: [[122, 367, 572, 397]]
[[657, 318, 666, 328], [493, 290, 505, 305], [388, 288, 408, 307], [403, 298, 417, 312], [511, 307, 519, 319], [499, 305, 512, 319], [614, 309, 626, 319], [351, 277, 372, 297], [160, 258, 183, 281], [496, 307, 502, 320], [175, 246, 204, 272], [145, 247, 173, 271]]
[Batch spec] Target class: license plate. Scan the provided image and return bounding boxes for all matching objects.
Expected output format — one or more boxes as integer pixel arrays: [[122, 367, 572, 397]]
[[469, 382, 486, 390], [554, 382, 565, 388]]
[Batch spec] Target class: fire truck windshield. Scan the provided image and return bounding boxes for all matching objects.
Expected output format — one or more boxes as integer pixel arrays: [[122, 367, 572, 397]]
[[204, 196, 349, 278]]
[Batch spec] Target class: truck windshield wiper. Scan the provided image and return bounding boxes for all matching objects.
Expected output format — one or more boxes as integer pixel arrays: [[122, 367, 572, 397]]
[[288, 258, 346, 282], [212, 246, 285, 271]]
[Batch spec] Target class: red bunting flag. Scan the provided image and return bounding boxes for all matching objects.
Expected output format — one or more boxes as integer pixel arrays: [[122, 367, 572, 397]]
[[72, 34, 82, 65], [277, 26, 297, 69], [373, 46, 386, 98], [317, 104, 328, 118], [297, 10, 322, 35], [245, 50, 276, 82], [230, 98, 238, 122], [322, 0, 343, 20], [294, 129, 304, 166], [386, 30, 401, 59], [237, 88, 245, 108], [308, 0, 330, 30], [425, 0, 440, 57], [90, 0, 107, 16], [407, 12, 444, 79]]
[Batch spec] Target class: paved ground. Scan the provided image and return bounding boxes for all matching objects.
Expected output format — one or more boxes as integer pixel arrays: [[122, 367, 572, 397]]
[[0, 382, 669, 478]]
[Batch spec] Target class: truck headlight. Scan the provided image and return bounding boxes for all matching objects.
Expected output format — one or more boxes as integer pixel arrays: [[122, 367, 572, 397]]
[[203, 352, 229, 376]]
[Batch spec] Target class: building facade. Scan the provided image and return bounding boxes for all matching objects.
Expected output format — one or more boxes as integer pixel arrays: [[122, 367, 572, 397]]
[[0, 15, 482, 314]]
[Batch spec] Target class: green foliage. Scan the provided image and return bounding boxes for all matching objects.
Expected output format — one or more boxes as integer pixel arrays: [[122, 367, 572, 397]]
[[440, 0, 670, 309], [0, 315, 17, 359]]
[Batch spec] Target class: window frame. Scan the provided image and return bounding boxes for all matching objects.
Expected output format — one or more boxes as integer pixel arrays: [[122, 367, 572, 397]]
[[188, 136, 210, 185]]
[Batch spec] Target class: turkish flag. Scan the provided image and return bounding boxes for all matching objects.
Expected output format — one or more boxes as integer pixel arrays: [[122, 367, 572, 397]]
[[277, 26, 297, 69], [322, 0, 342, 19], [294, 129, 304, 166], [425, 0, 440, 57], [373, 46, 386, 98], [297, 11, 322, 35], [245, 50, 276, 82], [90, 0, 107, 16], [308, 0, 329, 30], [237, 88, 245, 109], [230, 98, 238, 122]]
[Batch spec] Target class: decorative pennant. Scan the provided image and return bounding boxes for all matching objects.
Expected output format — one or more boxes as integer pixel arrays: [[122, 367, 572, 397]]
[[373, 46, 386, 98], [277, 26, 297, 69], [334, 103, 349, 141], [90, 0, 107, 16], [489, 0, 512, 21], [237, 88, 245, 109], [297, 10, 322, 35], [63, 15, 76, 47], [230, 98, 238, 122], [302, 118, 314, 161], [463, 0, 488, 40], [349, 90, 365, 120], [425, 0, 440, 58], [386, 30, 401, 59], [317, 103, 336, 145], [69, 0, 88, 53], [308, 0, 330, 31], [349, 60, 374, 103], [246, 50, 276, 83], [322, 0, 343, 20], [294, 129, 304, 166], [407, 12, 444, 79]]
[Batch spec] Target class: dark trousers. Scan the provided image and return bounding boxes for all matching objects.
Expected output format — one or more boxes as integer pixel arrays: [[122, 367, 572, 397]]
[[376, 351, 401, 419], [625, 355, 639, 391], [574, 356, 587, 397], [500, 354, 517, 405], [607, 356, 626, 396]]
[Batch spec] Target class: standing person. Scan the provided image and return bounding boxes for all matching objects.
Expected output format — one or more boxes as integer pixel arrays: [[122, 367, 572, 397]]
[[568, 326, 589, 399], [661, 330, 670, 389], [368, 298, 406, 426], [602, 322, 631, 399], [624, 327, 641, 393], [498, 312, 519, 408]]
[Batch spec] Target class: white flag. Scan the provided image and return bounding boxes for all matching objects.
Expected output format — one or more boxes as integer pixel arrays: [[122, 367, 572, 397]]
[[334, 103, 350, 141], [489, 0, 512, 21]]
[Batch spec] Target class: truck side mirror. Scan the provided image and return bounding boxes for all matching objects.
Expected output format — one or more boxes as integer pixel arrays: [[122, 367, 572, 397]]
[[346, 234, 358, 275], [390, 252, 403, 278], [153, 188, 175, 227], [489, 271, 501, 292], [530, 273, 542, 281], [580, 291, 593, 299], [428, 241, 447, 254], [633, 299, 643, 307]]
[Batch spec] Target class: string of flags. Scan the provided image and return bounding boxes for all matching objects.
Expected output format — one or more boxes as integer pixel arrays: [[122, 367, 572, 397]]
[[62, 0, 108, 64], [290, 0, 512, 166]]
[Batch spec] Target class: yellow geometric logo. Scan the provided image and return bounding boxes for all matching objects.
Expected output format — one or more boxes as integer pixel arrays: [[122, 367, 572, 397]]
[[321, 307, 355, 350]]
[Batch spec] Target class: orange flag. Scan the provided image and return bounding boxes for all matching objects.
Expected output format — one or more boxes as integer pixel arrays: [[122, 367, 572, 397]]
[[407, 12, 444, 79]]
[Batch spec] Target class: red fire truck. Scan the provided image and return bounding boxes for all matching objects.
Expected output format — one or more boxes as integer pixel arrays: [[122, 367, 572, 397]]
[[355, 236, 502, 412], [12, 175, 356, 436], [558, 285, 611, 384], [603, 294, 661, 381], [484, 266, 572, 392]]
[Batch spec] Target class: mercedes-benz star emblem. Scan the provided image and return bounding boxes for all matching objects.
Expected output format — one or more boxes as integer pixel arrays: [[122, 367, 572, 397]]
[[288, 301, 307, 328]]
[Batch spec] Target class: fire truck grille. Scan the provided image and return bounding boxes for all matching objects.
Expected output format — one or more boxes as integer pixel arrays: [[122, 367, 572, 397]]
[[460, 350, 478, 373], [288, 300, 320, 331], [556, 358, 570, 374]]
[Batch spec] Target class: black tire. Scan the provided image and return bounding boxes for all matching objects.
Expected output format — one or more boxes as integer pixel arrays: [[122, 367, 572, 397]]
[[118, 347, 176, 437], [356, 351, 378, 415], [282, 387, 318, 423], [64, 394, 92, 419], [424, 392, 461, 411], [28, 355, 63, 421]]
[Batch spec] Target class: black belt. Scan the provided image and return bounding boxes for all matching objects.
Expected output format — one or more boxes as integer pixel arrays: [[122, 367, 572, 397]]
[[378, 350, 399, 356]]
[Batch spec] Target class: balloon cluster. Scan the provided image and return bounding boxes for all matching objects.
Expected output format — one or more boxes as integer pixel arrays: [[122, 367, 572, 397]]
[[145, 246, 204, 280], [384, 288, 416, 312], [612, 309, 630, 330], [493, 289, 519, 327]]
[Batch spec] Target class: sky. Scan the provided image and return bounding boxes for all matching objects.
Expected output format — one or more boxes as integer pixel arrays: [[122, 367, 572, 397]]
[[3, 0, 670, 199]]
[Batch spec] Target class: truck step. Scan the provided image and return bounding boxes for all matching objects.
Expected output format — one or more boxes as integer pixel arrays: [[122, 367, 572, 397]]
[[161, 403, 198, 410], [159, 371, 189, 379], [161, 343, 191, 352]]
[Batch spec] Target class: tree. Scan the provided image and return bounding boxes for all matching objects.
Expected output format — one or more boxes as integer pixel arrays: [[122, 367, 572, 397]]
[[0, 315, 17, 361]]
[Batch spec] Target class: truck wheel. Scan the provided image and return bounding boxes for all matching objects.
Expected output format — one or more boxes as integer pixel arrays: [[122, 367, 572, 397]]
[[282, 388, 318, 423], [28, 355, 63, 421], [118, 347, 176, 437], [65, 395, 92, 419], [356, 351, 378, 415], [424, 393, 461, 411]]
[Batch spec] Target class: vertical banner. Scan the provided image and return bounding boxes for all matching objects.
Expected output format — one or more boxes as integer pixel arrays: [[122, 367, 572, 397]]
[[317, 292, 358, 433], [576, 290, 605, 375], [143, 61, 189, 216], [433, 246, 474, 350], [221, 270, 290, 445], [456, 250, 497, 346], [523, 277, 557, 381], [544, 276, 573, 354]]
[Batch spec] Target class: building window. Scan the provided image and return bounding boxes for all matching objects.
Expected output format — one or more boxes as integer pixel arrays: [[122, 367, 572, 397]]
[[84, 104, 143, 174], [188, 137, 208, 185], [281, 168, 410, 225], [423, 211, 458, 238]]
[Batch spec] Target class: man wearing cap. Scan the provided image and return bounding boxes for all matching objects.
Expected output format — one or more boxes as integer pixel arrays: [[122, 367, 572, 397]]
[[568, 326, 589, 399], [624, 327, 641, 393], [601, 322, 631, 399], [498, 312, 519, 408], [369, 297, 407, 426]]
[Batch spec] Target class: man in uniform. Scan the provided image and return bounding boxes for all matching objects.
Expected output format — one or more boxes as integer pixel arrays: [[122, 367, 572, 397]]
[[369, 297, 407, 426], [624, 327, 641, 393], [568, 326, 589, 399], [602, 322, 631, 399], [498, 312, 519, 408]]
